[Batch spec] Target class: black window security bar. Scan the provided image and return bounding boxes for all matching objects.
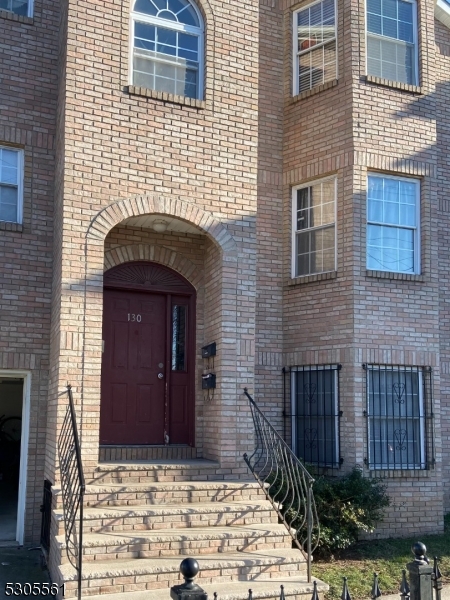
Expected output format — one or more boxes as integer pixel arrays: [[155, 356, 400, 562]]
[[363, 365, 434, 470], [285, 365, 342, 469], [58, 385, 85, 600]]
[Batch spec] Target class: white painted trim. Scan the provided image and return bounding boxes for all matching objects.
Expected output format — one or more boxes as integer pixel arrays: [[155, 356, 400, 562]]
[[0, 370, 31, 545], [28, 0, 34, 17], [435, 0, 450, 29]]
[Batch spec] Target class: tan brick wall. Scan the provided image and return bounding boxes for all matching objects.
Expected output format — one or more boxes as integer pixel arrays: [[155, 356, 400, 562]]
[[45, 0, 260, 480], [435, 19, 450, 513], [2, 0, 450, 546], [0, 0, 59, 542], [279, 0, 445, 537]]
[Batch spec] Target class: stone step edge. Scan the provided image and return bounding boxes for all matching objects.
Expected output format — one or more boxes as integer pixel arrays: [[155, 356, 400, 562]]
[[59, 548, 307, 580], [94, 459, 221, 471], [54, 499, 274, 522], [55, 524, 291, 549], [80, 577, 328, 600], [53, 480, 262, 494]]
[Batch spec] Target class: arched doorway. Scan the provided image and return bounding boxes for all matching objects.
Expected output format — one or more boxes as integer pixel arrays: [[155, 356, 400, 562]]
[[100, 261, 196, 447]]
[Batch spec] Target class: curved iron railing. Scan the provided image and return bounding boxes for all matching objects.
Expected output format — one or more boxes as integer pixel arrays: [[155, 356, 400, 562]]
[[57, 385, 85, 600], [243, 388, 319, 582]]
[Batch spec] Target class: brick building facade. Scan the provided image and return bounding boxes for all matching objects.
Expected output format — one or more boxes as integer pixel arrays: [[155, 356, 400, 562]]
[[1, 0, 450, 583]]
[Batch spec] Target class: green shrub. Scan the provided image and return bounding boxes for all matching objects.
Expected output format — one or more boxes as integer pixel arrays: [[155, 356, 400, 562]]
[[310, 467, 390, 557], [267, 466, 390, 559]]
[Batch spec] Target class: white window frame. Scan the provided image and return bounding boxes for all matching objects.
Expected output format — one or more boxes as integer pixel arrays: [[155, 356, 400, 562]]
[[291, 365, 340, 468], [0, 146, 24, 225], [291, 176, 337, 278], [292, 0, 338, 96], [130, 0, 204, 100], [0, 0, 33, 17], [365, 0, 419, 86], [366, 366, 426, 470], [366, 173, 420, 274]]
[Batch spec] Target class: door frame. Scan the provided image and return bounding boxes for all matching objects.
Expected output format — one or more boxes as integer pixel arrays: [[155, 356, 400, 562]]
[[102, 261, 197, 447], [0, 369, 31, 545]]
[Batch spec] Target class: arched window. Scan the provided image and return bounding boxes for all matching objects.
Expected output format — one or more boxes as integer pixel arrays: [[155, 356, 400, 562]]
[[131, 0, 204, 100]]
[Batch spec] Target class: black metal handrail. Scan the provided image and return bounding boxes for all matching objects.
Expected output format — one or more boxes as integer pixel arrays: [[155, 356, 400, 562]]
[[243, 388, 320, 582], [40, 479, 53, 556], [57, 385, 85, 600]]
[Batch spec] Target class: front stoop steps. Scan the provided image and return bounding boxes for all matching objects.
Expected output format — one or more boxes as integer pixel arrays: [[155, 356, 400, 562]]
[[52, 460, 328, 599]]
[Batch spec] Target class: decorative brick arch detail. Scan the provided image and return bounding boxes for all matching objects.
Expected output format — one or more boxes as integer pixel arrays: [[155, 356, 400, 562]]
[[87, 194, 237, 255], [104, 244, 203, 290]]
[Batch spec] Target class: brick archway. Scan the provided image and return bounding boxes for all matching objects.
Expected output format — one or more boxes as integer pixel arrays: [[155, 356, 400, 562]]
[[87, 194, 237, 256], [76, 194, 243, 473]]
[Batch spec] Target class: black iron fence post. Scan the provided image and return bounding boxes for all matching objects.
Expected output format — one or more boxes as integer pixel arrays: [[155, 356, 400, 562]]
[[170, 558, 208, 600], [407, 543, 433, 600], [432, 556, 443, 600]]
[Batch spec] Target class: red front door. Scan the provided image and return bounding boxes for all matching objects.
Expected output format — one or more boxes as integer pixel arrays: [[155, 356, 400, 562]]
[[100, 262, 196, 446], [100, 289, 167, 444]]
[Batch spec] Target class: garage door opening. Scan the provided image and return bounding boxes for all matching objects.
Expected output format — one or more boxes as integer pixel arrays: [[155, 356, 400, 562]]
[[0, 378, 23, 543]]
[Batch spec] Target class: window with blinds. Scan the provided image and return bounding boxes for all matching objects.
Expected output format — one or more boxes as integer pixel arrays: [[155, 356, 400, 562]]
[[366, 0, 417, 85], [292, 177, 336, 277], [294, 0, 337, 95]]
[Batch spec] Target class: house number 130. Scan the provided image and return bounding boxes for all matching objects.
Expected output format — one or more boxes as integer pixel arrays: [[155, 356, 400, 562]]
[[128, 313, 142, 322]]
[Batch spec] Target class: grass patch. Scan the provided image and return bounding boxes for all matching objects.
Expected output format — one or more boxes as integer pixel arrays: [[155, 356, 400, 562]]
[[312, 515, 450, 600]]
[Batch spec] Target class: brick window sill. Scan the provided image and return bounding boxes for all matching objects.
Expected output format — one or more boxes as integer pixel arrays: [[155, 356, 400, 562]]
[[0, 9, 33, 24], [368, 469, 432, 478], [126, 86, 206, 109], [288, 271, 337, 286], [365, 75, 424, 95], [0, 221, 23, 232], [291, 78, 338, 104], [366, 269, 425, 282]]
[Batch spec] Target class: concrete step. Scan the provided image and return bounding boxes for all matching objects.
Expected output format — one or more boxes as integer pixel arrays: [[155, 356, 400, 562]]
[[54, 500, 278, 535], [90, 459, 224, 484], [80, 577, 328, 600], [54, 481, 266, 508], [55, 524, 293, 563], [58, 549, 308, 597]]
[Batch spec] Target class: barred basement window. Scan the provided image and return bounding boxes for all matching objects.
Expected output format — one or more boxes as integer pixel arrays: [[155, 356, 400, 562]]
[[293, 0, 337, 95], [364, 365, 434, 470], [291, 365, 341, 468]]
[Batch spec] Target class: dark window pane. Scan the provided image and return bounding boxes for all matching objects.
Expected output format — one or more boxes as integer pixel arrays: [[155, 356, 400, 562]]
[[367, 368, 424, 469], [294, 367, 339, 467], [157, 27, 177, 46], [172, 305, 187, 371], [134, 0, 158, 15], [158, 9, 177, 20], [11, 0, 28, 14]]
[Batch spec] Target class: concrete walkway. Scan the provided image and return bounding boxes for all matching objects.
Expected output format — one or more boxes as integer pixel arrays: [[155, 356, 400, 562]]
[[0, 545, 50, 599]]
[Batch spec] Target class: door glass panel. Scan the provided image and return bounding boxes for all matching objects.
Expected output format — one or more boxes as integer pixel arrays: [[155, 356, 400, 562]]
[[172, 305, 187, 371]]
